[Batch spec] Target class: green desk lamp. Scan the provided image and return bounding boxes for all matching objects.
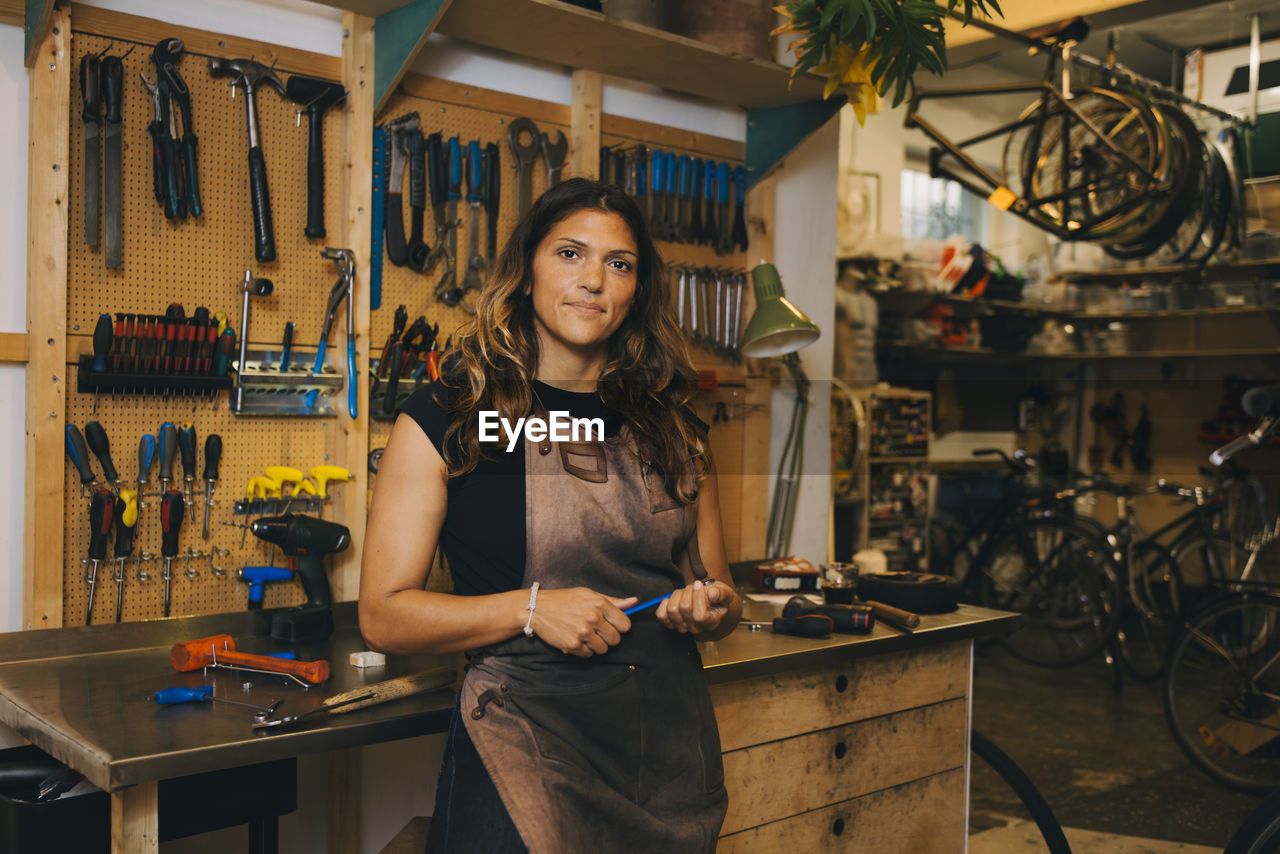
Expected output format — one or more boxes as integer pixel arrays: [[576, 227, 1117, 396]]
[[739, 263, 820, 558]]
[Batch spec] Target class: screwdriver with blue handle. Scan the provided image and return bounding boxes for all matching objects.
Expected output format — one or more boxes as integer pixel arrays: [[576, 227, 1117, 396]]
[[65, 424, 97, 496], [153, 685, 281, 719]]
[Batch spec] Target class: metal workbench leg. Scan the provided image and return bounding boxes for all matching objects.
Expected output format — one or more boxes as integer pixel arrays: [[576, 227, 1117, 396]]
[[249, 815, 279, 854], [111, 781, 159, 854]]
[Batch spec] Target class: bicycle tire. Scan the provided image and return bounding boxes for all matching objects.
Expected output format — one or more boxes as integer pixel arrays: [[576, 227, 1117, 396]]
[[978, 518, 1121, 667], [1101, 102, 1203, 259], [1224, 784, 1280, 854], [1116, 540, 1184, 682], [1164, 591, 1280, 793], [1173, 533, 1267, 608], [1002, 88, 1166, 241], [971, 729, 1073, 854]]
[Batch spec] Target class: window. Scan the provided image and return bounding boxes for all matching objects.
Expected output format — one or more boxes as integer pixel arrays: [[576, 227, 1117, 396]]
[[900, 167, 988, 245]]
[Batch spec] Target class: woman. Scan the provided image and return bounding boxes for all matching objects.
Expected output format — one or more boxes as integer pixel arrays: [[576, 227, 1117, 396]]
[[360, 177, 741, 853]]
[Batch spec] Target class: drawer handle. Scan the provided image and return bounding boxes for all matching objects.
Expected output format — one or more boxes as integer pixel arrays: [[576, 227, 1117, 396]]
[[835, 674, 848, 693], [832, 818, 846, 836], [833, 741, 847, 760]]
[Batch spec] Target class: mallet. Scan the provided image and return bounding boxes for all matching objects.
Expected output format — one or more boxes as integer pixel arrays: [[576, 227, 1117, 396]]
[[171, 633, 330, 684]]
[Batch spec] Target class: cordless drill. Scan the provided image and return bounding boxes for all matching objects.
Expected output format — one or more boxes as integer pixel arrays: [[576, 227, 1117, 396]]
[[250, 514, 349, 643]]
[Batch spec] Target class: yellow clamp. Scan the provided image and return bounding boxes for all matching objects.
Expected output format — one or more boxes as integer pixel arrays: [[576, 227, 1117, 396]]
[[263, 466, 305, 498], [310, 465, 352, 499], [245, 476, 276, 499]]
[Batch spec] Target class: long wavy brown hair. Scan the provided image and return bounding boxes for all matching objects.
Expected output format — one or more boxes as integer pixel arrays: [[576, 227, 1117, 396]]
[[439, 178, 707, 502]]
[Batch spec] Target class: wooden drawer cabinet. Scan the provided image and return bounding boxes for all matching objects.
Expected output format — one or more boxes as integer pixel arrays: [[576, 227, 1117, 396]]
[[712, 641, 972, 851]]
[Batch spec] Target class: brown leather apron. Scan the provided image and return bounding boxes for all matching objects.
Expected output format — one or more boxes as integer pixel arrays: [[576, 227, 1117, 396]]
[[460, 410, 728, 853]]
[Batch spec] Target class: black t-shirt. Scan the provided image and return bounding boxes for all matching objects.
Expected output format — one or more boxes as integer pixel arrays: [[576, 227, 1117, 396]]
[[398, 379, 624, 596]]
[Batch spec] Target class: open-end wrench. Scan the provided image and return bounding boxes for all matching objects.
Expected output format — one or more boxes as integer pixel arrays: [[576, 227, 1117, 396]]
[[649, 150, 666, 240], [461, 140, 486, 303], [538, 130, 567, 187], [676, 266, 687, 337], [730, 271, 746, 360], [716, 163, 734, 256], [702, 160, 718, 248], [676, 155, 693, 243], [507, 118, 539, 218]]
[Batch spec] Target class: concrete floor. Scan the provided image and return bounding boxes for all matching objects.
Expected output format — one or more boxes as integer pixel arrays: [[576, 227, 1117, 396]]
[[968, 644, 1262, 851]]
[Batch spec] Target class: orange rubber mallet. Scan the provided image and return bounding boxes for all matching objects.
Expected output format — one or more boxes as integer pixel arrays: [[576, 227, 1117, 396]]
[[170, 633, 330, 684]]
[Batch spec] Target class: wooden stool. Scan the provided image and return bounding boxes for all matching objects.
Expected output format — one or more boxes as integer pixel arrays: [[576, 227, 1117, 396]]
[[380, 816, 431, 854]]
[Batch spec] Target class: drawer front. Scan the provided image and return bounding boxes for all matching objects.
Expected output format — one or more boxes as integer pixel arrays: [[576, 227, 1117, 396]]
[[711, 641, 970, 751], [718, 769, 966, 853], [719, 698, 967, 835]]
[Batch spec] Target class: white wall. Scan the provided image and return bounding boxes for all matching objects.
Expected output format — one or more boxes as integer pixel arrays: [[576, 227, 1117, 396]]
[[1, 3, 840, 852], [0, 23, 28, 639]]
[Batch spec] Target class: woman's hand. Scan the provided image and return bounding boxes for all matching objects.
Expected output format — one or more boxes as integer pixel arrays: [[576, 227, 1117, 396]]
[[656, 580, 738, 638], [529, 588, 638, 658]]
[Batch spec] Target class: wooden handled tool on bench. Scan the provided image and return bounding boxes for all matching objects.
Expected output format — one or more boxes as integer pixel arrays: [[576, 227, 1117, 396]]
[[171, 633, 331, 684], [253, 666, 457, 730]]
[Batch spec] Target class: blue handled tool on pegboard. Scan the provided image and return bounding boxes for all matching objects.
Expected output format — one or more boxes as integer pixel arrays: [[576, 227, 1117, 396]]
[[370, 125, 387, 310]]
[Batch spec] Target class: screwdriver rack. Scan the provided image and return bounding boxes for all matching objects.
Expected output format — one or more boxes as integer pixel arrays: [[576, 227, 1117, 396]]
[[233, 348, 344, 417], [77, 355, 235, 398], [233, 497, 325, 517]]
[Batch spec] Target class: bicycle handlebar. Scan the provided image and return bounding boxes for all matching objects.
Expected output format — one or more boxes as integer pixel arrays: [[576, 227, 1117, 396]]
[[972, 448, 1031, 473]]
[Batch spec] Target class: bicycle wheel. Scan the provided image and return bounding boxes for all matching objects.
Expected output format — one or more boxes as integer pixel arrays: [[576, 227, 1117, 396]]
[[1002, 88, 1166, 241], [1225, 783, 1280, 854], [1116, 541, 1184, 682], [1165, 592, 1280, 792], [1174, 534, 1268, 610], [979, 519, 1121, 667]]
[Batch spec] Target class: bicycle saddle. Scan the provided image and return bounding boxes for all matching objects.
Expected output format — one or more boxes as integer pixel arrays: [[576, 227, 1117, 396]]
[[1026, 16, 1090, 48]]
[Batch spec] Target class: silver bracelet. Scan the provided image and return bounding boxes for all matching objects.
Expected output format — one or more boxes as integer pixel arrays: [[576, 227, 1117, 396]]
[[523, 582, 541, 638]]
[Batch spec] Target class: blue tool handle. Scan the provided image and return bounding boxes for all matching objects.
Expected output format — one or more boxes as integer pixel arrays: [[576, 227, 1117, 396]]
[[138, 434, 155, 484], [304, 341, 328, 408], [665, 153, 677, 197], [347, 339, 358, 419], [467, 140, 483, 202], [447, 137, 461, 201], [624, 592, 672, 616], [65, 425, 95, 486], [678, 156, 691, 197], [636, 159, 646, 196], [154, 685, 212, 704], [733, 165, 745, 205], [651, 150, 663, 192], [157, 422, 177, 483], [266, 651, 297, 660], [280, 322, 294, 372], [705, 160, 717, 201], [717, 163, 730, 204]]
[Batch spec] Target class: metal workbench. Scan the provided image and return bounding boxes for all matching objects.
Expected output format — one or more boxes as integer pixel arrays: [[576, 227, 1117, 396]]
[[0, 600, 1016, 853]]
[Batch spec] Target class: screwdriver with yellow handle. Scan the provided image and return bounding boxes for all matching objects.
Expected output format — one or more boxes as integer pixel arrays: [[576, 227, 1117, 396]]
[[112, 489, 137, 623], [253, 667, 457, 731]]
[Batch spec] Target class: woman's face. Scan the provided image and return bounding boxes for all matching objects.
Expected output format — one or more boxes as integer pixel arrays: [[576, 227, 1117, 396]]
[[529, 208, 638, 365]]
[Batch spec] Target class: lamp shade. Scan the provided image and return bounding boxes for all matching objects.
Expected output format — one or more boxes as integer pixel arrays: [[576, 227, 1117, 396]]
[[739, 263, 820, 358]]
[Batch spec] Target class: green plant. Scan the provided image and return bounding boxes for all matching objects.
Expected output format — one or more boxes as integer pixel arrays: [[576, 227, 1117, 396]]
[[774, 0, 1003, 123]]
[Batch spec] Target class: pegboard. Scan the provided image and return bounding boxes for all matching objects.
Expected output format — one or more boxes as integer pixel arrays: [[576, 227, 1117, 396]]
[[63, 26, 356, 625], [370, 76, 760, 565]]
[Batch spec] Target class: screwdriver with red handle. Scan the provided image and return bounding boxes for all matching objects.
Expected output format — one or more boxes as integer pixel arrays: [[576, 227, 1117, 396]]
[[160, 488, 184, 618], [85, 487, 115, 625]]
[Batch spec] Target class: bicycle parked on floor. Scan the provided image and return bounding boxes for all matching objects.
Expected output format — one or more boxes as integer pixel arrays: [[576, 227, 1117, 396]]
[[1162, 384, 1280, 793]]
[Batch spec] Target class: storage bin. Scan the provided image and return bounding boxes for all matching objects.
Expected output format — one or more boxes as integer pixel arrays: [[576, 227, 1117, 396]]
[[1211, 282, 1260, 308]]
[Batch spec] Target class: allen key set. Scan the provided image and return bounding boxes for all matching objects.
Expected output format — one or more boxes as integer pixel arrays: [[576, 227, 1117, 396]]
[[675, 266, 746, 363]]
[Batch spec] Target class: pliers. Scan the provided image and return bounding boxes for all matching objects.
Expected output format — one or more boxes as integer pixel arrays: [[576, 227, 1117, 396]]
[[305, 248, 358, 418]]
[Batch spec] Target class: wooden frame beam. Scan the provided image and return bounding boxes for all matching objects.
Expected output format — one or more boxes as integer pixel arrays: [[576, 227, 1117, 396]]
[[569, 69, 601, 180], [23, 2, 68, 630], [0, 332, 27, 363]]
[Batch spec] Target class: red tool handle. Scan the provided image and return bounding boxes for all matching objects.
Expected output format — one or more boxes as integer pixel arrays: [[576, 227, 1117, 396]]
[[170, 635, 330, 683]]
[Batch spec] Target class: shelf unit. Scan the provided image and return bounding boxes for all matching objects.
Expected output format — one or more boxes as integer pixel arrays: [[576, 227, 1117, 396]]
[[833, 387, 931, 571]]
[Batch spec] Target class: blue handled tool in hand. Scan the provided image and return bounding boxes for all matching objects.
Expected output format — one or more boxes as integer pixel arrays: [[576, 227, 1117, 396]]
[[624, 592, 672, 616], [153, 685, 282, 718]]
